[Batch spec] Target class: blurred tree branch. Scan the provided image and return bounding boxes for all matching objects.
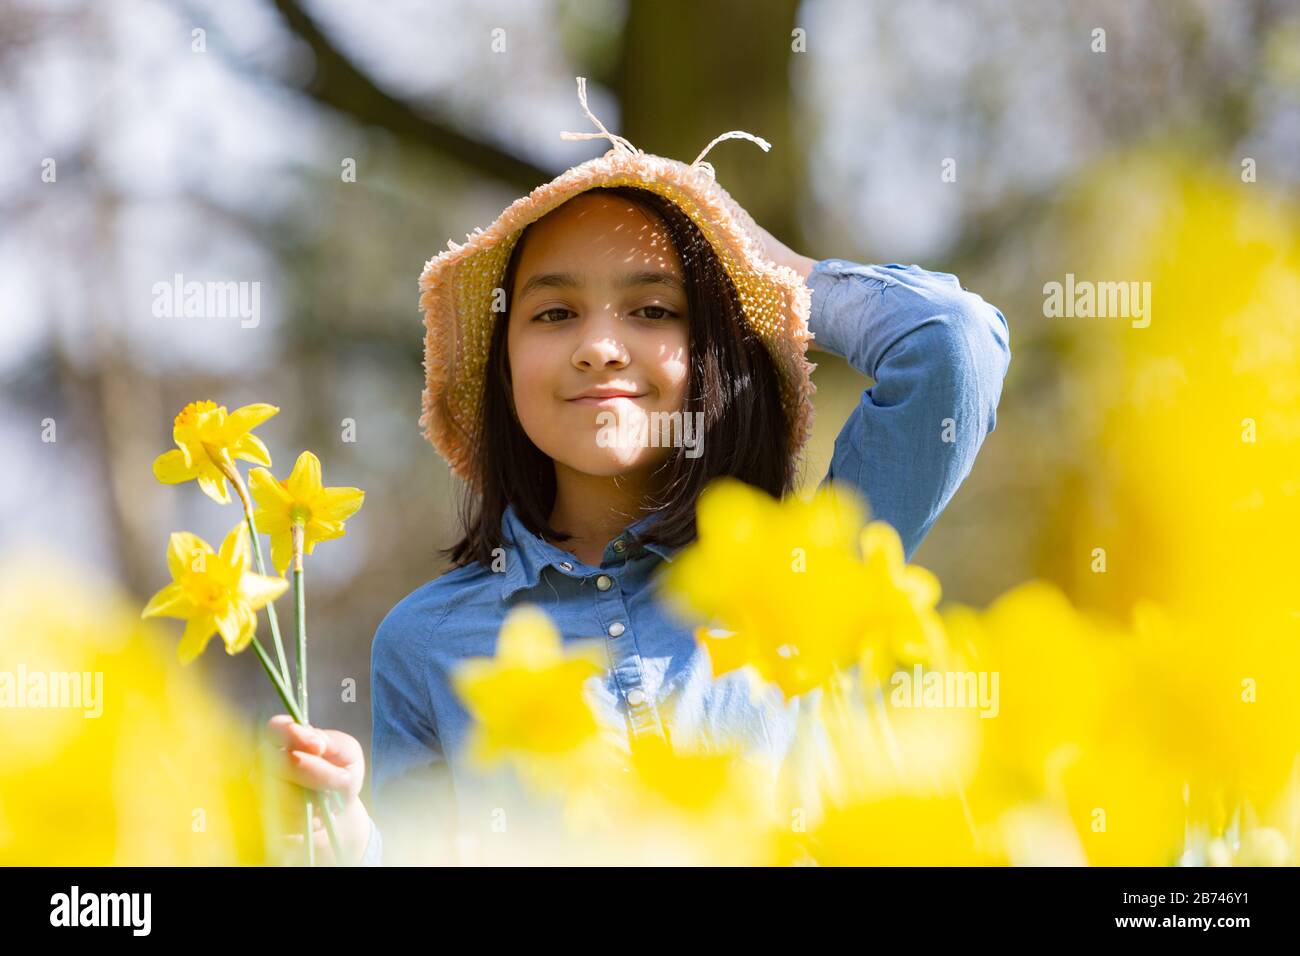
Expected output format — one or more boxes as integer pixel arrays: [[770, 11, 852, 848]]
[[615, 0, 804, 247], [265, 0, 552, 190]]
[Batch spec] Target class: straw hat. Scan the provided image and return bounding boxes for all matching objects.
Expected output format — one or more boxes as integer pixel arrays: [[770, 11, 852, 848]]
[[419, 76, 816, 485]]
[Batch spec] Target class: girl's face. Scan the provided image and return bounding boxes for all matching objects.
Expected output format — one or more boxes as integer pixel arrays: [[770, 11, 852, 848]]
[[506, 192, 691, 480]]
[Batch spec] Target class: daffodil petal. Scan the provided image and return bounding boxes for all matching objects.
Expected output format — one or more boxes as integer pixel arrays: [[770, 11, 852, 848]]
[[248, 467, 294, 512], [196, 471, 231, 505], [860, 521, 905, 570], [220, 522, 251, 572], [903, 567, 942, 608], [496, 605, 563, 667], [269, 532, 293, 577], [696, 626, 751, 678], [256, 511, 291, 536], [223, 603, 256, 655], [305, 520, 346, 549], [166, 531, 213, 580], [224, 403, 279, 437], [313, 487, 365, 523], [178, 615, 217, 664], [213, 602, 244, 647], [232, 433, 272, 467], [285, 451, 323, 501], [152, 449, 198, 484], [240, 570, 289, 608], [141, 581, 192, 619]]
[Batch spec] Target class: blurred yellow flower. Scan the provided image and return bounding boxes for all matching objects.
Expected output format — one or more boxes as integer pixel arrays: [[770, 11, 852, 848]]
[[665, 478, 949, 698], [1129, 599, 1300, 812], [663, 479, 869, 696], [0, 549, 268, 864], [786, 687, 1001, 865], [945, 584, 1187, 865], [249, 451, 365, 575], [452, 605, 605, 764], [856, 520, 949, 687], [140, 523, 288, 663], [152, 400, 279, 505], [571, 732, 785, 865]]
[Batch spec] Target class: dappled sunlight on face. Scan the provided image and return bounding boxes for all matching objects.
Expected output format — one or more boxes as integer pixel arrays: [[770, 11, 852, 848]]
[[506, 193, 692, 480]]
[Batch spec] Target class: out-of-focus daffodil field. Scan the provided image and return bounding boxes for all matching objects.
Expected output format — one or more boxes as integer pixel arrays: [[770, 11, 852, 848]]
[[2, 1, 1298, 866]]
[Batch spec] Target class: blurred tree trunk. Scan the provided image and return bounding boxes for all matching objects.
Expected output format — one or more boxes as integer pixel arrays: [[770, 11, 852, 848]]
[[614, 0, 805, 249]]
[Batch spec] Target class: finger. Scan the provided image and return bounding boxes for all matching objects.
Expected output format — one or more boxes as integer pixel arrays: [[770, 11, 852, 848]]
[[258, 740, 312, 787], [271, 719, 363, 772], [313, 727, 364, 768], [267, 717, 328, 757], [283, 748, 354, 793]]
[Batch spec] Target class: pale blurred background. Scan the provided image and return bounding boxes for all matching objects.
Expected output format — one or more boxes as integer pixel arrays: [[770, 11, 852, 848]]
[[3, 0, 1298, 795]]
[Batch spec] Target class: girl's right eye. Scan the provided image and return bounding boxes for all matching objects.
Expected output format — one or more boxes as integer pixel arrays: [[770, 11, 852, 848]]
[[532, 308, 573, 324]]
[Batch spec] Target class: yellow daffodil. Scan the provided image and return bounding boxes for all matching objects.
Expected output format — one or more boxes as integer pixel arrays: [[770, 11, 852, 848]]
[[141, 523, 288, 663], [664, 478, 950, 698], [788, 688, 1002, 865], [608, 733, 785, 865], [248, 451, 365, 575], [451, 605, 605, 764], [662, 478, 873, 697], [856, 520, 949, 687], [152, 400, 279, 504]]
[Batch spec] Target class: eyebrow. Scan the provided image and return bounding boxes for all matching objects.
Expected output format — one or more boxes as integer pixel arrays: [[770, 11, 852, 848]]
[[516, 270, 684, 301]]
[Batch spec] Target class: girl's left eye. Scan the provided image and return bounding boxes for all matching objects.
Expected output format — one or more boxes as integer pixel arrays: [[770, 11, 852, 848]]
[[635, 306, 679, 320]]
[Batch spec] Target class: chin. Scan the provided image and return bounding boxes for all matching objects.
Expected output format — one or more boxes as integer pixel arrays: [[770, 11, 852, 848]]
[[554, 446, 671, 479]]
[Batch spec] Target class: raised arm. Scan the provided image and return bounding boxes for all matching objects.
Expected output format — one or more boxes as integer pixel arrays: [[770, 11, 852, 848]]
[[807, 260, 1011, 561]]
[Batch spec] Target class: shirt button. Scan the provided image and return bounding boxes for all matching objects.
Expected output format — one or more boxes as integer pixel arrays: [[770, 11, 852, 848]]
[[613, 539, 627, 553], [627, 689, 646, 706], [607, 621, 625, 637], [559, 561, 573, 572], [596, 575, 612, 591]]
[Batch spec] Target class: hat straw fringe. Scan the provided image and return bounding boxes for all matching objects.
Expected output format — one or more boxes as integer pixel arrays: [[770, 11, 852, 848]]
[[559, 76, 642, 157]]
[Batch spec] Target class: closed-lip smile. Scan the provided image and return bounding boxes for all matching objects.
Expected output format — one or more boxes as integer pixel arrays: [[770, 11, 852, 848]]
[[566, 387, 648, 405]]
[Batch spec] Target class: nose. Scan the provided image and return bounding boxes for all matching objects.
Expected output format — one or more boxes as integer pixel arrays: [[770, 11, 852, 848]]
[[571, 315, 630, 371]]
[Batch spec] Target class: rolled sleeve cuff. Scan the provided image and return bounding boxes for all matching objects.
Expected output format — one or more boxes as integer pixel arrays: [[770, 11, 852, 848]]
[[806, 258, 858, 360]]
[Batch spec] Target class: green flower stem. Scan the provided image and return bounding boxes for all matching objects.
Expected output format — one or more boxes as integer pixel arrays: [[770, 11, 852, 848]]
[[243, 505, 292, 688], [218, 458, 293, 689], [293, 529, 309, 719], [250, 635, 349, 866], [293, 521, 314, 866]]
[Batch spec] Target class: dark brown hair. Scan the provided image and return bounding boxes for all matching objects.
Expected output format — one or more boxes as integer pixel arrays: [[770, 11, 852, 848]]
[[445, 185, 794, 568]]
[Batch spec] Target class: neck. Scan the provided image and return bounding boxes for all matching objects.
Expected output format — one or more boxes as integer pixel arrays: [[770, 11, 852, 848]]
[[547, 464, 654, 567]]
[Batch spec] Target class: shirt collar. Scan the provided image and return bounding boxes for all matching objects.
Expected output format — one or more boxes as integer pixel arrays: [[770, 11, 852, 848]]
[[499, 502, 678, 601]]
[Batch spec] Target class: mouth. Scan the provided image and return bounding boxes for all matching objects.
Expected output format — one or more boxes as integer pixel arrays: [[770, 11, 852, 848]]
[[566, 393, 648, 406]]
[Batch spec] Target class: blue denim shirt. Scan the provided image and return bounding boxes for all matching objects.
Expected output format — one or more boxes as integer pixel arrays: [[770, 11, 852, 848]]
[[358, 259, 1011, 864]]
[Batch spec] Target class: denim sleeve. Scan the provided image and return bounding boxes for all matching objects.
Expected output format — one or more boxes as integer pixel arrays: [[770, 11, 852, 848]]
[[364, 602, 453, 865], [357, 817, 382, 867], [807, 260, 1011, 562]]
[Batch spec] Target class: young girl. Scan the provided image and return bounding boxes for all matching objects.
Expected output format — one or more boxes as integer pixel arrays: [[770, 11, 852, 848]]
[[266, 88, 1011, 866]]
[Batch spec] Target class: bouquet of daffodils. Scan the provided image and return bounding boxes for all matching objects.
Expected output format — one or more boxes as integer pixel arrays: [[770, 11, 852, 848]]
[[140, 401, 364, 865]]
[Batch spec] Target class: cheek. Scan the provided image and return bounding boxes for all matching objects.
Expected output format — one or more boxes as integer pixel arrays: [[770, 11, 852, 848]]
[[507, 325, 557, 404], [654, 329, 691, 402]]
